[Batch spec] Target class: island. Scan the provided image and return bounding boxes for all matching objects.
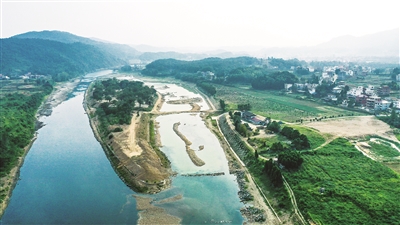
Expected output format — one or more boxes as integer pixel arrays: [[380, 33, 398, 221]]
[[84, 78, 172, 193]]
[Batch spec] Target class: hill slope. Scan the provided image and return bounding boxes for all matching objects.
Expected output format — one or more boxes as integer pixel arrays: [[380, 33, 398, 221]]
[[12, 30, 140, 61], [0, 38, 124, 80]]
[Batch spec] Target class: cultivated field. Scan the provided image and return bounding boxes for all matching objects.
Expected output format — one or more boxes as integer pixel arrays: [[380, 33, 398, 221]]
[[214, 84, 366, 122]]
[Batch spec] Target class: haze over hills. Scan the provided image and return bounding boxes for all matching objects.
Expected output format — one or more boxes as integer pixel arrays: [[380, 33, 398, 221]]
[[4, 28, 399, 73], [253, 28, 399, 62], [133, 28, 399, 63], [12, 30, 141, 61]]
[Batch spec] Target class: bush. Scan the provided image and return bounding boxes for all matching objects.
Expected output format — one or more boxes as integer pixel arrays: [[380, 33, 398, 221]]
[[278, 150, 303, 169], [113, 127, 123, 132]]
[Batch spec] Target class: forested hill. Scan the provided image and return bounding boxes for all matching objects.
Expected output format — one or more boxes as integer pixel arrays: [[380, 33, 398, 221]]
[[12, 30, 140, 61], [142, 57, 262, 77], [0, 38, 125, 81], [141, 57, 300, 90]]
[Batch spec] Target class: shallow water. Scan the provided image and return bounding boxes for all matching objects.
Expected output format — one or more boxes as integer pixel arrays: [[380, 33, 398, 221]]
[[154, 113, 244, 224]]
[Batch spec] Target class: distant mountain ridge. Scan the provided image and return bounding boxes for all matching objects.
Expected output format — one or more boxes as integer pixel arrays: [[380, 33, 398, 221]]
[[257, 28, 399, 62], [12, 30, 141, 61], [5, 28, 398, 70]]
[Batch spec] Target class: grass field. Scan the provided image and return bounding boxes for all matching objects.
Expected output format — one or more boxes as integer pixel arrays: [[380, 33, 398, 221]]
[[368, 141, 400, 158], [283, 138, 400, 225], [214, 84, 366, 122]]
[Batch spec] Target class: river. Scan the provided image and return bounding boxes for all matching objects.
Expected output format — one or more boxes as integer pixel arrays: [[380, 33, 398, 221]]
[[1, 71, 244, 224]]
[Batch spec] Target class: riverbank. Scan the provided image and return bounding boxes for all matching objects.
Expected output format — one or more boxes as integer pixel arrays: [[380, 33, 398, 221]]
[[205, 115, 280, 224], [0, 78, 80, 218]]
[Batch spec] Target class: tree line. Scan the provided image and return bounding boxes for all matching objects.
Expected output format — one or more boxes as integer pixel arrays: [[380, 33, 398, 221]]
[[91, 78, 157, 135], [141, 57, 302, 91], [0, 83, 53, 175]]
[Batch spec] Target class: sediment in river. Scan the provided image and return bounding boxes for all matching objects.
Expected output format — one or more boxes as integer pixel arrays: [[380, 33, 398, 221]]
[[172, 122, 205, 167], [134, 195, 181, 225]]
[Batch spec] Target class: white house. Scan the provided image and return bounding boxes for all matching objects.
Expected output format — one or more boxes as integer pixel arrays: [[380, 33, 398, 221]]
[[332, 87, 342, 94], [375, 100, 391, 111], [396, 74, 400, 82]]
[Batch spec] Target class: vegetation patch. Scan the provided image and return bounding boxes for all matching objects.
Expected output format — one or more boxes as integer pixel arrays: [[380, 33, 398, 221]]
[[283, 138, 400, 225], [368, 141, 400, 158], [283, 125, 326, 149], [91, 78, 156, 135], [0, 83, 53, 176], [218, 115, 292, 212], [215, 84, 365, 122]]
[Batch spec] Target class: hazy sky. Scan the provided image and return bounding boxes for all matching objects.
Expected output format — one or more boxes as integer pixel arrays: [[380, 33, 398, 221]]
[[1, 0, 399, 49]]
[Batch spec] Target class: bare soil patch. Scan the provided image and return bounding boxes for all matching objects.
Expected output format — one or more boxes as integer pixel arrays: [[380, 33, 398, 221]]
[[109, 115, 142, 158], [305, 116, 397, 141]]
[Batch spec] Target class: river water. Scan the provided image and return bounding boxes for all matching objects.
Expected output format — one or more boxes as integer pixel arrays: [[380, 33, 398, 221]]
[[1, 71, 244, 224]]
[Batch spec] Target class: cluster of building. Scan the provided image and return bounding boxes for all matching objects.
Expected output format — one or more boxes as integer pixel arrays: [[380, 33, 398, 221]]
[[18, 72, 47, 80], [0, 74, 10, 80], [0, 72, 48, 81], [285, 65, 400, 113], [347, 85, 392, 111]]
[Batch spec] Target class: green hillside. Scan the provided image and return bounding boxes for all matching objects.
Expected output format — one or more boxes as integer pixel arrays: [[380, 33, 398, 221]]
[[0, 38, 124, 81], [12, 30, 140, 61]]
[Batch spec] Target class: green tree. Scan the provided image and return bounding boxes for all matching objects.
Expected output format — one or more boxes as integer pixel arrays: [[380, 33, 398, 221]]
[[219, 99, 226, 112], [278, 150, 303, 169], [238, 103, 251, 111], [271, 142, 284, 152], [267, 121, 281, 133], [263, 159, 283, 187]]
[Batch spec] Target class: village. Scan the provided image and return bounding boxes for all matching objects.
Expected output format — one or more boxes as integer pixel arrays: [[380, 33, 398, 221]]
[[284, 65, 400, 115]]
